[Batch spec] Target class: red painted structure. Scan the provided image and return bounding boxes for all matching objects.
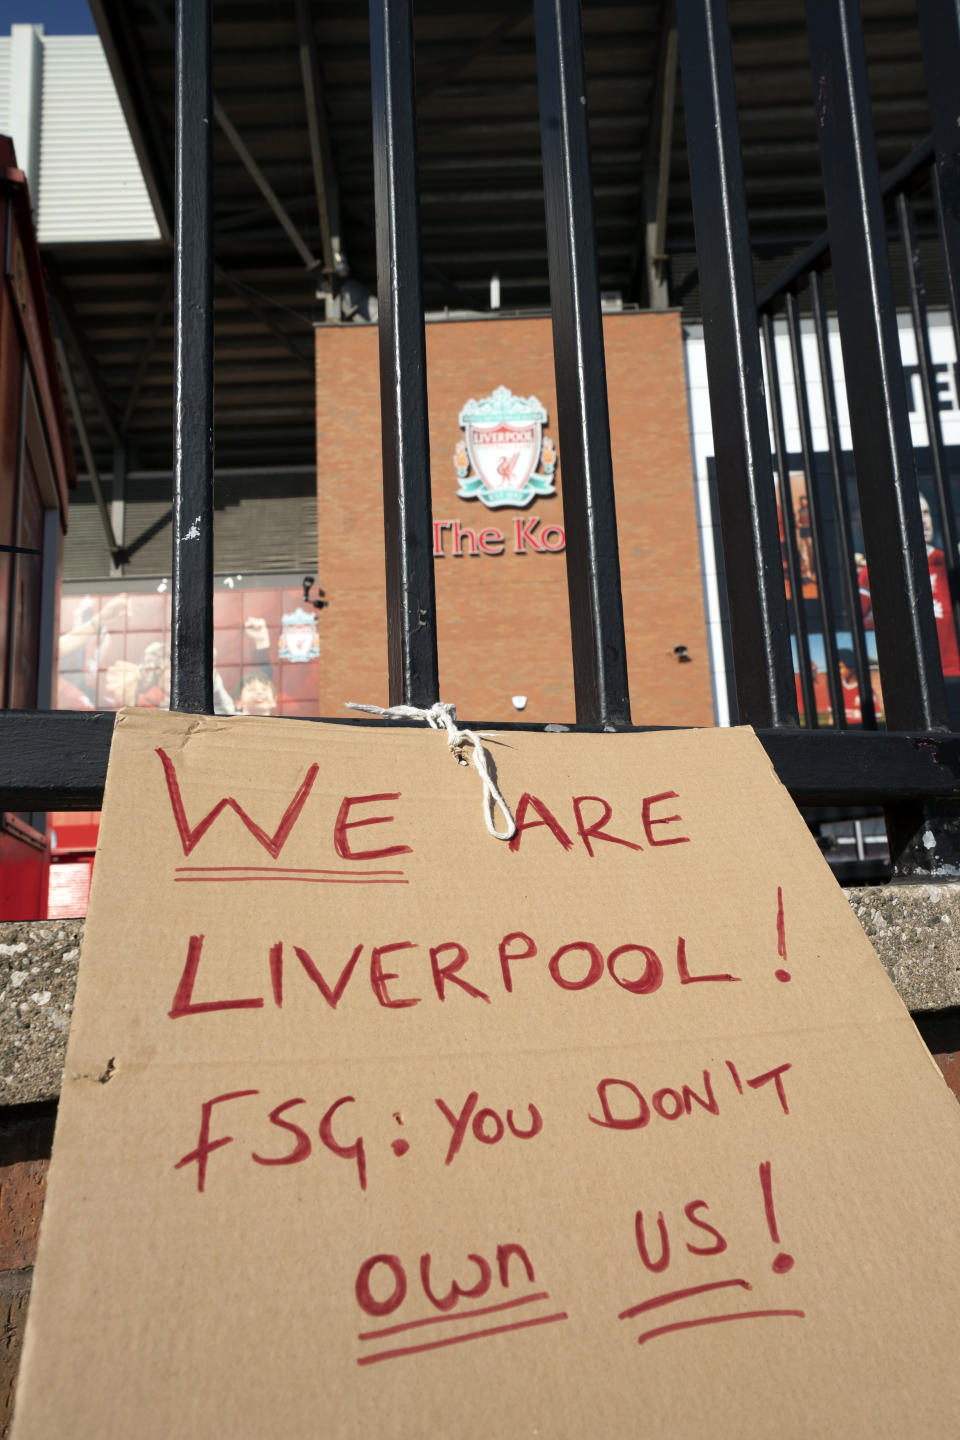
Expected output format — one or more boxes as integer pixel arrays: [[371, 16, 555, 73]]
[[0, 136, 76, 919]]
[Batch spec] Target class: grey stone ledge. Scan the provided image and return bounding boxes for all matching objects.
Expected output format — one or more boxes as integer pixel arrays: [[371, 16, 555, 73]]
[[2, 887, 960, 1106]]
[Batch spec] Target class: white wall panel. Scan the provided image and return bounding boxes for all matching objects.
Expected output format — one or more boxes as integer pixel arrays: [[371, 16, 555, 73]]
[[36, 36, 160, 243], [0, 39, 12, 142]]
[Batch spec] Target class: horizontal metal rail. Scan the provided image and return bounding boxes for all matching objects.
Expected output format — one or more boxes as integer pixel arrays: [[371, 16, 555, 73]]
[[2, 710, 959, 812], [755, 134, 935, 312]]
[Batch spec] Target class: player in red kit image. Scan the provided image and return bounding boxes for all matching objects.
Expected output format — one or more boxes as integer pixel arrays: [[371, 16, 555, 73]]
[[858, 492, 960, 679], [837, 650, 862, 725]]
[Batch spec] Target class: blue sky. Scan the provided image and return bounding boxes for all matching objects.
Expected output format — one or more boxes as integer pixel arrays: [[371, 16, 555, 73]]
[[7, 1, 94, 33]]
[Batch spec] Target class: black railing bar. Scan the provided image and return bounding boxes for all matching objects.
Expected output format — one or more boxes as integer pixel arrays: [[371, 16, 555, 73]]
[[917, 1, 960, 385], [170, 0, 214, 714], [533, 0, 630, 728], [760, 315, 819, 728], [675, 0, 797, 729], [783, 290, 844, 728], [756, 134, 935, 312], [369, 0, 440, 708], [930, 165, 960, 408], [897, 190, 960, 659], [3, 711, 960, 811], [803, 0, 945, 733], [808, 270, 877, 729]]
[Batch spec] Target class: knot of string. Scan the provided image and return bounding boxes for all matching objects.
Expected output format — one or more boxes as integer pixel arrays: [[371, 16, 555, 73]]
[[345, 700, 516, 841]]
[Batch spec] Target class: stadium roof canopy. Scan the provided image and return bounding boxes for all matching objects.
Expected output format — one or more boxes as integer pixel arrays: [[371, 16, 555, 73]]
[[44, 0, 932, 482]]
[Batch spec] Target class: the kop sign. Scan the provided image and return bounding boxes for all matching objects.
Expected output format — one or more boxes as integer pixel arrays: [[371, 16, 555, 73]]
[[433, 386, 565, 558]]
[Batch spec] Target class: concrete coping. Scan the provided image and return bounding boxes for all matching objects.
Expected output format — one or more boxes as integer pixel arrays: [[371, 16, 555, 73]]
[[2, 886, 960, 1106]]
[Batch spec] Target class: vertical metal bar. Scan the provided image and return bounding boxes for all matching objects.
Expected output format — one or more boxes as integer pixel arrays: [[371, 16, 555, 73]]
[[534, 0, 630, 727], [917, 0, 960, 360], [931, 164, 960, 376], [803, 0, 945, 731], [35, 508, 60, 712], [783, 291, 843, 726], [55, 337, 120, 560], [760, 313, 818, 727], [808, 270, 877, 728], [110, 439, 127, 578], [4, 354, 27, 708], [172, 0, 214, 714], [369, 0, 439, 708], [897, 191, 960, 660], [675, 0, 796, 728]]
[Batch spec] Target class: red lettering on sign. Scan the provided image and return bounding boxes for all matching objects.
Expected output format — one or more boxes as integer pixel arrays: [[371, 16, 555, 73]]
[[251, 1098, 311, 1166], [589, 1078, 651, 1130], [548, 941, 604, 991], [514, 515, 544, 553], [746, 1062, 792, 1115], [293, 942, 364, 1009], [435, 1092, 479, 1166], [641, 792, 690, 847], [168, 934, 264, 1018], [175, 1089, 259, 1193], [572, 795, 643, 857], [451, 520, 478, 557], [433, 520, 451, 557], [682, 1070, 719, 1116], [430, 942, 490, 1003], [420, 1253, 493, 1311], [478, 526, 505, 555], [508, 793, 574, 852], [333, 794, 412, 862], [497, 1243, 535, 1287], [676, 936, 740, 985], [356, 1255, 407, 1316], [635, 1210, 671, 1272], [498, 931, 537, 991], [318, 1095, 367, 1190], [370, 941, 420, 1009], [606, 943, 663, 995], [156, 747, 318, 858], [539, 524, 565, 552], [683, 1200, 728, 1256]]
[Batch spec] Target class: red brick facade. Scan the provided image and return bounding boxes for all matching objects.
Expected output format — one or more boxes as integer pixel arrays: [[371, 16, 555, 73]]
[[316, 310, 713, 726]]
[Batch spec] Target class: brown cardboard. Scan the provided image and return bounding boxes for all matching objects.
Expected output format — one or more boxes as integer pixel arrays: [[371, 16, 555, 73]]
[[12, 709, 960, 1438]]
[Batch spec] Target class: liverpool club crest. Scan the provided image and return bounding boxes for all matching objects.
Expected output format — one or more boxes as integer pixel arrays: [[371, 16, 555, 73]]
[[278, 606, 320, 663], [454, 385, 558, 509]]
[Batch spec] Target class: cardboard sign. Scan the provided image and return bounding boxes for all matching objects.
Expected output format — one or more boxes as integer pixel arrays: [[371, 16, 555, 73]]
[[13, 710, 960, 1438]]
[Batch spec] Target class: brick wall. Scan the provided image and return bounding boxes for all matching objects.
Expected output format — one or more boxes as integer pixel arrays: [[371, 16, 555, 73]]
[[0, 1106, 54, 1438], [316, 311, 714, 726]]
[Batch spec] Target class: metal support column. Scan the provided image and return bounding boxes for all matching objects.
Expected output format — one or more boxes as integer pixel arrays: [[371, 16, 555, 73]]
[[803, 0, 946, 733], [171, 0, 214, 713], [369, 0, 440, 708], [676, 0, 796, 728], [535, 0, 631, 727]]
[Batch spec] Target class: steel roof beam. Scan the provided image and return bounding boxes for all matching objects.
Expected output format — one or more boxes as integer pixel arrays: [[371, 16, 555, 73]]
[[640, 0, 677, 308], [45, 265, 124, 451], [213, 99, 320, 271], [214, 265, 315, 374], [121, 276, 173, 431], [295, 0, 343, 279], [88, 0, 173, 238], [416, 3, 533, 107], [54, 337, 122, 564]]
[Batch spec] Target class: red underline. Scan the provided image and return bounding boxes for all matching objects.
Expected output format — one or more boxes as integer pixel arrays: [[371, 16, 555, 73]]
[[173, 876, 408, 884], [357, 1310, 568, 1366], [175, 866, 405, 875], [358, 1291, 551, 1341], [636, 1308, 805, 1346], [619, 1278, 752, 1320]]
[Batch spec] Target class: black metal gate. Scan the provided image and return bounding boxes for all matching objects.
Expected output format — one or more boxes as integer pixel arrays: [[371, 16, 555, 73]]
[[3, 0, 960, 881]]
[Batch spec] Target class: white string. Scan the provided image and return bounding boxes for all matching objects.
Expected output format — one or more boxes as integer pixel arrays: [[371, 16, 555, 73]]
[[345, 700, 516, 841]]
